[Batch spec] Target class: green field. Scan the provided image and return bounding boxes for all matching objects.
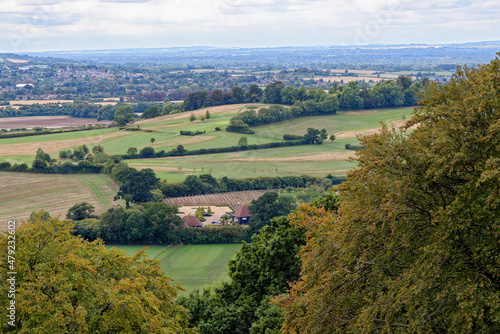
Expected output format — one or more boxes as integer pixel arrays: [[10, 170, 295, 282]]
[[0, 172, 122, 230], [0, 105, 413, 185], [0, 105, 412, 164], [126, 107, 412, 181], [107, 244, 242, 295]]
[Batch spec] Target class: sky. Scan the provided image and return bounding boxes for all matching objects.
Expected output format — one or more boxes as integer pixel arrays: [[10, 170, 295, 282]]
[[1, 0, 499, 52]]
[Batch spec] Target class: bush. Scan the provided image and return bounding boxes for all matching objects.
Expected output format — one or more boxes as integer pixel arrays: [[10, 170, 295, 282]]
[[283, 134, 304, 141], [140, 147, 155, 157], [225, 120, 254, 134]]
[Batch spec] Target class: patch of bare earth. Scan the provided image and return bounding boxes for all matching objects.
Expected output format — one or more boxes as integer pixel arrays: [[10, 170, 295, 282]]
[[0, 131, 127, 155], [0, 116, 111, 129], [7, 59, 29, 63], [343, 109, 378, 116], [335, 128, 382, 139]]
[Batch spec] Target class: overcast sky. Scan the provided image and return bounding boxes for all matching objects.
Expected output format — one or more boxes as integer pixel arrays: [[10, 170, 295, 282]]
[[1, 0, 499, 52]]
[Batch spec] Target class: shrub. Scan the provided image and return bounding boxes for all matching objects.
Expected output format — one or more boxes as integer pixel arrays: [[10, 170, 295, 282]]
[[283, 134, 304, 141], [140, 147, 155, 157]]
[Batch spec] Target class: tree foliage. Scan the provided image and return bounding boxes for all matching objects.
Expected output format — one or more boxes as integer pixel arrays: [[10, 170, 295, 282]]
[[0, 213, 193, 333], [178, 217, 305, 334], [276, 54, 500, 333]]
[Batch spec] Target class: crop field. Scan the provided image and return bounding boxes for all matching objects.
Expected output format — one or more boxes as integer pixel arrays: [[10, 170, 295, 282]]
[[163, 190, 276, 210], [0, 172, 122, 231], [0, 115, 111, 130], [0, 104, 413, 182], [108, 243, 242, 295], [127, 107, 411, 181]]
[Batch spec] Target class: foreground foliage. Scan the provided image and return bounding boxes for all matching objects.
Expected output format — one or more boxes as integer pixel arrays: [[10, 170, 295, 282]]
[[0, 214, 193, 333], [178, 217, 305, 333], [277, 54, 500, 332]]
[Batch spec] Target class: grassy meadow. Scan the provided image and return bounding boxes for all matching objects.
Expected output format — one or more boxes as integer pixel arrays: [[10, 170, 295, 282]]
[[107, 244, 242, 295], [0, 104, 413, 182]]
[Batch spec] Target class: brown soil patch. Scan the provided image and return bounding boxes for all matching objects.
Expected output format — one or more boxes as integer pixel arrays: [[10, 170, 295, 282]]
[[0, 131, 127, 155], [0, 116, 111, 129], [335, 128, 381, 139], [342, 110, 378, 116], [94, 101, 118, 106]]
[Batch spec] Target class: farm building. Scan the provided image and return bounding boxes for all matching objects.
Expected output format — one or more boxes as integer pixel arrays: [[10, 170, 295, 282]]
[[232, 205, 252, 225], [182, 215, 203, 228]]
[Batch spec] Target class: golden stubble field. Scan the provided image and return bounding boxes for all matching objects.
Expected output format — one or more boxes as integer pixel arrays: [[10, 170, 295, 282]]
[[0, 172, 122, 231]]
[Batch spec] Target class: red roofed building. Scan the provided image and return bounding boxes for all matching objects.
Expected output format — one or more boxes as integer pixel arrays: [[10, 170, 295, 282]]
[[232, 205, 252, 225], [182, 215, 203, 228]]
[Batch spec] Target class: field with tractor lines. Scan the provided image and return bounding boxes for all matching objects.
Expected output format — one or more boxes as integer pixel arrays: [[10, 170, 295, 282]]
[[0, 172, 122, 230]]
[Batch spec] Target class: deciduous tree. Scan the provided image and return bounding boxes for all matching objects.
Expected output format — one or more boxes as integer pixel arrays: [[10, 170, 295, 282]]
[[276, 54, 500, 333]]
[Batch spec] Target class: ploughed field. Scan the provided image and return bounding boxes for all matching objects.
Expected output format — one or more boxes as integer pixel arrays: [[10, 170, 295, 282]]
[[163, 190, 276, 211], [0, 115, 112, 129], [0, 172, 122, 231]]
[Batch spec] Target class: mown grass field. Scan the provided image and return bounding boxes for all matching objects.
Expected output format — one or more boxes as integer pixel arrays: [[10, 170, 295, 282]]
[[0, 172, 122, 231], [126, 106, 412, 181], [108, 244, 242, 295], [0, 104, 413, 182]]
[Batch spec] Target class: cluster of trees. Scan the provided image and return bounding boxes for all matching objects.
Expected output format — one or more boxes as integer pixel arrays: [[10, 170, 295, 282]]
[[0, 213, 194, 333], [274, 54, 500, 332], [177, 217, 305, 333], [159, 174, 344, 198], [176, 193, 339, 333], [183, 77, 425, 115], [180, 130, 205, 136], [71, 202, 244, 245]]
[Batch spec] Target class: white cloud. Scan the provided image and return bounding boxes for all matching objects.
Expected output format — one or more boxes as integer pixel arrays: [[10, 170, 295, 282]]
[[0, 0, 498, 51]]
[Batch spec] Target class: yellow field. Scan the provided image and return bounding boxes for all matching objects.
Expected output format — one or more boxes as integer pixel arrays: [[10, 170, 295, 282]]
[[0, 172, 122, 231], [7, 58, 28, 63], [8, 100, 73, 106]]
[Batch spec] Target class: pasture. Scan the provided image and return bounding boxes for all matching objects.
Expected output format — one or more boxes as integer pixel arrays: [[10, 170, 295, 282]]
[[0, 172, 122, 231], [0, 104, 413, 181], [108, 243, 242, 295]]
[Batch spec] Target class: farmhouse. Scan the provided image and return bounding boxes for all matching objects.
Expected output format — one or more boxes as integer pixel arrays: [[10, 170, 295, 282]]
[[232, 205, 252, 225], [182, 215, 203, 228]]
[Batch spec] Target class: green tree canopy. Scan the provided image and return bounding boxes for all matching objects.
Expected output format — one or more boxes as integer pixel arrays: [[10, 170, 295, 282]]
[[114, 105, 135, 126], [277, 54, 500, 333], [0, 213, 193, 333], [66, 202, 96, 221]]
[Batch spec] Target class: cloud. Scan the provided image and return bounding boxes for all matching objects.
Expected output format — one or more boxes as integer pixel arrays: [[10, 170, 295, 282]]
[[0, 0, 498, 52]]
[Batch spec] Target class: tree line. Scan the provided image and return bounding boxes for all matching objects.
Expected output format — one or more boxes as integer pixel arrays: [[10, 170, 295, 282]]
[[183, 76, 427, 113]]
